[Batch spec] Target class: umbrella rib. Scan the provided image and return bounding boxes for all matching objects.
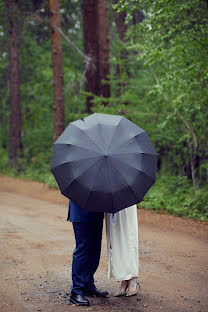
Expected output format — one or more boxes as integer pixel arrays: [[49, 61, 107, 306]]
[[82, 158, 105, 209], [110, 155, 156, 181], [54, 142, 102, 156], [104, 157, 113, 211], [109, 158, 141, 204], [51, 154, 102, 170], [71, 123, 104, 154], [97, 122, 106, 150], [112, 152, 158, 156], [104, 118, 123, 154]]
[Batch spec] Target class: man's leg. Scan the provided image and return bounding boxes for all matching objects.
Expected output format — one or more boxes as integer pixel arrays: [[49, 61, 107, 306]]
[[71, 222, 90, 296], [84, 220, 108, 297], [71, 221, 107, 300]]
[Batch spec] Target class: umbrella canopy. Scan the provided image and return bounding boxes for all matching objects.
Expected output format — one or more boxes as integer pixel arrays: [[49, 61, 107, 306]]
[[51, 113, 158, 213]]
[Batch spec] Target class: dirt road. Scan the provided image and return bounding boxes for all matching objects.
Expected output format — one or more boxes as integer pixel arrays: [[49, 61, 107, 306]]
[[0, 175, 208, 312]]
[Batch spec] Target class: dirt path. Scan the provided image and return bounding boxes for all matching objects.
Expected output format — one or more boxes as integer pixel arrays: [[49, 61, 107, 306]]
[[0, 175, 208, 312]]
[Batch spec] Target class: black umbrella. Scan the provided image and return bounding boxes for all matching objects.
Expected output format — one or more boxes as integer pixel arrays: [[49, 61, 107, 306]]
[[51, 113, 158, 213]]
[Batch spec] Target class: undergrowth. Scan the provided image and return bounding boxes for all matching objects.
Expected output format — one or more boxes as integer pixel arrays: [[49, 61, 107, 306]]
[[0, 149, 207, 221]]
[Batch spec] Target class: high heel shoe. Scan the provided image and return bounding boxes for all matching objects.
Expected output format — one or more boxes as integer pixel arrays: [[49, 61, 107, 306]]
[[126, 279, 140, 297], [114, 281, 128, 297]]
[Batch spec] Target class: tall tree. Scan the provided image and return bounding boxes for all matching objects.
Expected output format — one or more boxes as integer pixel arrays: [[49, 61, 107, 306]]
[[114, 4, 128, 96], [7, 0, 22, 168], [83, 0, 99, 113], [97, 0, 110, 99], [49, 0, 65, 141], [83, 0, 110, 113]]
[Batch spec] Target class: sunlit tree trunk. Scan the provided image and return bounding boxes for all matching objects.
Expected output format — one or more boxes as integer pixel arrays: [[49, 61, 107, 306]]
[[49, 0, 65, 141], [7, 0, 22, 168], [97, 0, 110, 100]]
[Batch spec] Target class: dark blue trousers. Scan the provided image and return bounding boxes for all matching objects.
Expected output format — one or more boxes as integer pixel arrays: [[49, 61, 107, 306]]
[[71, 221, 103, 295]]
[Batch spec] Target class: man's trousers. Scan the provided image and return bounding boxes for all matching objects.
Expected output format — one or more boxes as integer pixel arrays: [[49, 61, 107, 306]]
[[71, 221, 103, 295]]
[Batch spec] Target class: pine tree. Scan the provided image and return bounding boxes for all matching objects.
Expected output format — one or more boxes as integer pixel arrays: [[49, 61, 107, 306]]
[[49, 0, 65, 141], [7, 0, 22, 168], [83, 0, 110, 113], [97, 0, 110, 100]]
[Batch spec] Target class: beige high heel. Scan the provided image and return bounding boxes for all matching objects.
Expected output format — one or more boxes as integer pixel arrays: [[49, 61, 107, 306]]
[[114, 280, 128, 297], [126, 278, 140, 297]]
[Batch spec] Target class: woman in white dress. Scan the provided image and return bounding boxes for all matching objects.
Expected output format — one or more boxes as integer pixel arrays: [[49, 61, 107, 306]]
[[105, 204, 139, 296]]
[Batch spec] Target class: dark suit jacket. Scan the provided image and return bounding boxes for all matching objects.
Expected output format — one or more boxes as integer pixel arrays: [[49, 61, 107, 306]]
[[67, 200, 104, 222]]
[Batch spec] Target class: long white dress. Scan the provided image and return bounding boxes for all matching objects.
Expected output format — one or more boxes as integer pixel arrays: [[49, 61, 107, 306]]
[[105, 205, 139, 281]]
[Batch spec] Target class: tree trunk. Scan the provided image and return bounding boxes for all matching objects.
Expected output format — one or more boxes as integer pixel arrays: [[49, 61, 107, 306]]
[[83, 0, 110, 113], [49, 0, 65, 142], [187, 138, 199, 190], [114, 3, 143, 99], [114, 2, 129, 98], [83, 0, 100, 113], [97, 0, 110, 100], [132, 9, 144, 25], [7, 0, 22, 168], [114, 6, 127, 42]]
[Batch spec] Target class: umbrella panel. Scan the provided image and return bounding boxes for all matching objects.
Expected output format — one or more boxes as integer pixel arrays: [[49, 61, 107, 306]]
[[56, 123, 102, 154], [109, 132, 157, 156], [110, 156, 155, 198], [110, 153, 157, 179], [62, 157, 105, 209], [52, 156, 102, 192], [51, 144, 101, 169]]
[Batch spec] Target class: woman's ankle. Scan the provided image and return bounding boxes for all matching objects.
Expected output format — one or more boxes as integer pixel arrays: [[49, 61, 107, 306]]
[[128, 277, 137, 290], [120, 280, 128, 291]]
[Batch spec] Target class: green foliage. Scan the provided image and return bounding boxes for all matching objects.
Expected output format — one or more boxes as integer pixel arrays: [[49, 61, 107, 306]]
[[107, 0, 208, 187], [140, 175, 208, 221]]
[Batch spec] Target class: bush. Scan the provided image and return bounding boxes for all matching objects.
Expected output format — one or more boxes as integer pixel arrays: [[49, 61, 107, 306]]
[[140, 175, 208, 221]]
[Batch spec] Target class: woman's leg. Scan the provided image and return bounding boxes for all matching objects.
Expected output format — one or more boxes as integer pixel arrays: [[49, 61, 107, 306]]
[[126, 277, 138, 296]]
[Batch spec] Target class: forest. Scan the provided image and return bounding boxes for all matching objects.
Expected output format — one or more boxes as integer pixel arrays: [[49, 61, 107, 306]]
[[0, 0, 207, 221]]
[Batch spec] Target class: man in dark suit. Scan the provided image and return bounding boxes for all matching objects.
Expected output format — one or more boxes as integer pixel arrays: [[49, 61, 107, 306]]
[[68, 200, 108, 306]]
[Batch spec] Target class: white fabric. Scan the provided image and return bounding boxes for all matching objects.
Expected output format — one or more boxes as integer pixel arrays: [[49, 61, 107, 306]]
[[105, 205, 139, 281]]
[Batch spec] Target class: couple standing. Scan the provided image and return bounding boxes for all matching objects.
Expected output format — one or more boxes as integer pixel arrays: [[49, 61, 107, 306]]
[[68, 200, 139, 306]]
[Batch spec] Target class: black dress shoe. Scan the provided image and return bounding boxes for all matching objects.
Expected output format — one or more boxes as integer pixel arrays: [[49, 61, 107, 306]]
[[70, 294, 90, 306], [85, 288, 108, 297]]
